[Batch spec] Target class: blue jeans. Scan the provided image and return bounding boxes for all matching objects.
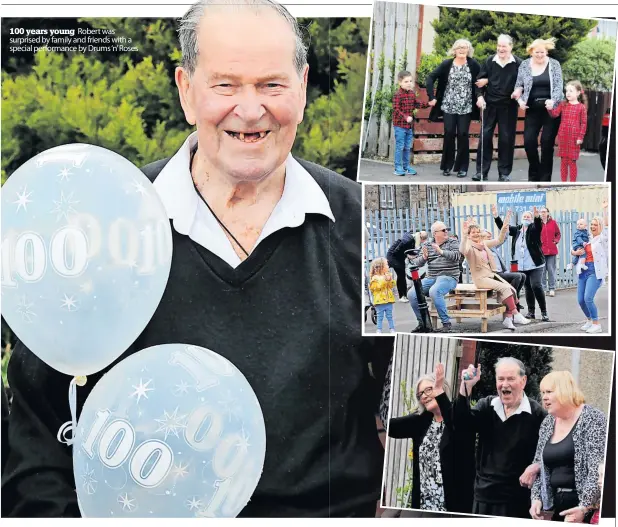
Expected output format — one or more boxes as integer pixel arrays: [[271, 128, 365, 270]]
[[408, 276, 458, 325], [577, 263, 602, 321], [375, 303, 395, 331], [394, 126, 413, 174], [541, 254, 557, 290]]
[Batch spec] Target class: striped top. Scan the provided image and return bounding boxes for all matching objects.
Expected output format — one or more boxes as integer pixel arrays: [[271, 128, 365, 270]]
[[407, 239, 462, 279]]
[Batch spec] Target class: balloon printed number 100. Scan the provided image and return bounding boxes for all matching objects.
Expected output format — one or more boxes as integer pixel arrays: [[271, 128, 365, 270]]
[[81, 347, 249, 516], [1, 218, 170, 286]]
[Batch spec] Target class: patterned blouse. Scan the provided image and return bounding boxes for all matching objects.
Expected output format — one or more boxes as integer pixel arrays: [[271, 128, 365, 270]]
[[441, 63, 472, 115], [418, 419, 447, 511]]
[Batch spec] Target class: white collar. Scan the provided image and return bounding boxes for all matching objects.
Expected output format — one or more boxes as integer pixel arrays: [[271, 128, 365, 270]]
[[491, 392, 532, 422], [493, 54, 516, 67], [153, 132, 335, 268]]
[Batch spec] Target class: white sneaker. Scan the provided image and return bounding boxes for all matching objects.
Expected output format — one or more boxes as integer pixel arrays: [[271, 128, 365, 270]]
[[586, 324, 602, 334], [399, 296, 408, 303], [581, 321, 593, 331], [566, 263, 573, 271], [502, 317, 516, 330], [376, 330, 382, 334], [390, 329, 397, 333], [513, 312, 531, 325], [549, 290, 555, 297], [581, 264, 588, 270]]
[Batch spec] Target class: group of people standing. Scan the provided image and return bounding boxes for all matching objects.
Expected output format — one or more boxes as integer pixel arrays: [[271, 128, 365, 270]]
[[391, 35, 589, 182], [371, 200, 609, 333], [388, 359, 607, 522]]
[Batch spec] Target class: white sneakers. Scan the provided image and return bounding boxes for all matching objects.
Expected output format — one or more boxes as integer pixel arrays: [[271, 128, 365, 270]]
[[390, 329, 397, 333], [513, 313, 531, 325], [503, 317, 516, 330], [399, 296, 408, 303], [549, 290, 555, 297], [581, 321, 592, 331], [586, 324, 602, 334]]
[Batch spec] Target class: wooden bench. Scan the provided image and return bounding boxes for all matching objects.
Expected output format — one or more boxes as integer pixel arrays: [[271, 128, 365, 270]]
[[428, 284, 506, 333]]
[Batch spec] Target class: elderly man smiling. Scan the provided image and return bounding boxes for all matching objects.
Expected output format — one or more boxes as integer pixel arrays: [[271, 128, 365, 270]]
[[2, 0, 383, 518], [405, 221, 462, 332], [454, 358, 546, 518]]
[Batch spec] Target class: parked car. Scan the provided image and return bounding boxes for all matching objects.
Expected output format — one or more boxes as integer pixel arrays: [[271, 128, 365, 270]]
[[599, 107, 610, 170]]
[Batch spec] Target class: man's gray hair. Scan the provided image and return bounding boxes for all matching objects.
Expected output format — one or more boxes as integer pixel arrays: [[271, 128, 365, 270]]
[[495, 357, 526, 377], [497, 34, 513, 46], [178, 0, 308, 77], [431, 221, 446, 233]]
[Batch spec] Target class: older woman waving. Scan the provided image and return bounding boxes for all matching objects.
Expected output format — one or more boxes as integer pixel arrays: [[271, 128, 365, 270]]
[[530, 371, 607, 523], [388, 363, 475, 513], [426, 39, 481, 178], [512, 38, 564, 181], [460, 213, 531, 330], [572, 200, 609, 334]]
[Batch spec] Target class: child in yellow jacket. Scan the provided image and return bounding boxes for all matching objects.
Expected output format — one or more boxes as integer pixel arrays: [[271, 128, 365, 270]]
[[369, 257, 397, 333]]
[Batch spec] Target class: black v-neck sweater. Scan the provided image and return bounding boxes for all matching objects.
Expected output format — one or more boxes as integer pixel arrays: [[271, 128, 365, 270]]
[[2, 158, 383, 517]]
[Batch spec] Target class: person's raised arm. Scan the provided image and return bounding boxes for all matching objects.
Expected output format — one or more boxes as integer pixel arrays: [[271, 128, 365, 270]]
[[487, 210, 512, 248]]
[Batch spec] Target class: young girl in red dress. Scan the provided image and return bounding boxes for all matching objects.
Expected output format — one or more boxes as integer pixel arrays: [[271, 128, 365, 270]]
[[547, 80, 587, 182]]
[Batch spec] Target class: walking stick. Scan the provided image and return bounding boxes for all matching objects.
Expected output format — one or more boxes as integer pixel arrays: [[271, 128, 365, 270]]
[[405, 249, 433, 333], [479, 104, 485, 182]]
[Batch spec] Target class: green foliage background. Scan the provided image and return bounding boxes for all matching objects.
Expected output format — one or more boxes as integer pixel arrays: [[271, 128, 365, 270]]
[[1, 17, 369, 184], [562, 37, 617, 91]]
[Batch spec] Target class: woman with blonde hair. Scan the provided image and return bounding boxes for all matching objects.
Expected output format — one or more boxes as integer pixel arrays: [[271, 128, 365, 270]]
[[459, 211, 531, 330], [530, 371, 607, 523], [425, 39, 481, 178], [512, 37, 565, 181], [572, 200, 609, 333], [388, 363, 474, 513]]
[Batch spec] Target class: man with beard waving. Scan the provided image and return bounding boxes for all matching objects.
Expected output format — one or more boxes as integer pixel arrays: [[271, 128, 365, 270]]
[[454, 358, 546, 518]]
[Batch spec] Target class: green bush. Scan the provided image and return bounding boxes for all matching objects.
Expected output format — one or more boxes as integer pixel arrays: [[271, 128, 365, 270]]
[[563, 37, 617, 91], [416, 52, 445, 88]]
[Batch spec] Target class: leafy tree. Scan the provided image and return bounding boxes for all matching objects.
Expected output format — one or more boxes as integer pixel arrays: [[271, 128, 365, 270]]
[[563, 37, 616, 91], [415, 52, 445, 87], [473, 342, 553, 402], [431, 8, 597, 63]]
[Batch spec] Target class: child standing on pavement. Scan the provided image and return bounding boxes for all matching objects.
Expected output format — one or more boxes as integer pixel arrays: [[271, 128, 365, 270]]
[[547, 80, 587, 182], [392, 71, 429, 176], [369, 257, 397, 333]]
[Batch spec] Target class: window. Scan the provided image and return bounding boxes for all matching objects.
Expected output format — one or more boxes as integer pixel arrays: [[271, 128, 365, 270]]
[[426, 187, 438, 208], [379, 185, 395, 208]]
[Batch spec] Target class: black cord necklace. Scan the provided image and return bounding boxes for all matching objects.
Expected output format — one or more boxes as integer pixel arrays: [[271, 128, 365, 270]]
[[189, 147, 250, 257]]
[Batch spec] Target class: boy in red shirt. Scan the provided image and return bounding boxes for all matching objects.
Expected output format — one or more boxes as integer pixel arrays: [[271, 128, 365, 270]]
[[392, 71, 428, 176]]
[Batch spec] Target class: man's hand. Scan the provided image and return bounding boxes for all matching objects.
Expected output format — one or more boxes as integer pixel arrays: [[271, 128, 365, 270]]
[[511, 88, 523, 100], [433, 363, 445, 395], [428, 99, 438, 107], [519, 463, 540, 488], [505, 209, 513, 224], [461, 363, 481, 394], [491, 203, 498, 218], [422, 245, 429, 260], [476, 96, 487, 110], [545, 99, 555, 111], [431, 243, 443, 255], [475, 78, 489, 88], [530, 500, 543, 520], [559, 506, 586, 523], [533, 206, 539, 218], [406, 116, 413, 123]]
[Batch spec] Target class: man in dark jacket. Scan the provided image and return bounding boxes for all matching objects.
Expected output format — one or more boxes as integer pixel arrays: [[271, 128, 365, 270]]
[[1, 0, 384, 518], [473, 35, 523, 182], [387, 231, 422, 301], [454, 358, 546, 518]]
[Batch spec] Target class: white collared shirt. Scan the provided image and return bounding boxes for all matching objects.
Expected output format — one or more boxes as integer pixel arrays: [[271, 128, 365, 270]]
[[153, 132, 335, 268], [491, 392, 532, 422], [492, 53, 516, 68]]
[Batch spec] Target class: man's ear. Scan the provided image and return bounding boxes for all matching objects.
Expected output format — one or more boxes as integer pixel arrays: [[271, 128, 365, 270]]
[[175, 66, 196, 126], [297, 63, 309, 125], [522, 375, 527, 389]]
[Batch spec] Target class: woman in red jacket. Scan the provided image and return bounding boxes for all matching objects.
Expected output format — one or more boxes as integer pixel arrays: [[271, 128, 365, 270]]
[[539, 207, 561, 296]]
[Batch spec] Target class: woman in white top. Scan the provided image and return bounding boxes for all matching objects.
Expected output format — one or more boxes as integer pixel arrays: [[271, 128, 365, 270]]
[[571, 200, 608, 333]]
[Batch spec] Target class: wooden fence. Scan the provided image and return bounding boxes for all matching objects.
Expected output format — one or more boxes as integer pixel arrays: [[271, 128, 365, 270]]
[[382, 335, 462, 508], [365, 206, 605, 289]]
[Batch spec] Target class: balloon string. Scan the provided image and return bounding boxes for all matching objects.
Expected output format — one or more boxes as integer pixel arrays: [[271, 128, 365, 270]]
[[57, 377, 78, 446]]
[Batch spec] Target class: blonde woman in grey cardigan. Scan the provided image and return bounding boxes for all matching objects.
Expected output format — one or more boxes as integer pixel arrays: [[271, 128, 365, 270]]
[[512, 38, 564, 182], [530, 371, 607, 523]]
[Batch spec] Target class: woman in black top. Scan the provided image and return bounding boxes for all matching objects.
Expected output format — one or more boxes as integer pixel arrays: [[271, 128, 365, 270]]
[[530, 371, 606, 523], [512, 38, 565, 181], [426, 39, 481, 178], [388, 363, 474, 513]]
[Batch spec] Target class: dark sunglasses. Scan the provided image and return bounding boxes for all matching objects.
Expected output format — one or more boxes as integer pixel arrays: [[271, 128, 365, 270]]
[[435, 228, 449, 233]]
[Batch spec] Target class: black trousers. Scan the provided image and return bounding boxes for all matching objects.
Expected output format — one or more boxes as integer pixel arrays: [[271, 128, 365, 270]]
[[391, 263, 407, 298], [522, 266, 547, 314], [442, 112, 473, 172], [524, 105, 561, 182], [476, 102, 519, 177], [497, 271, 526, 299], [473, 498, 530, 519], [551, 489, 579, 522]]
